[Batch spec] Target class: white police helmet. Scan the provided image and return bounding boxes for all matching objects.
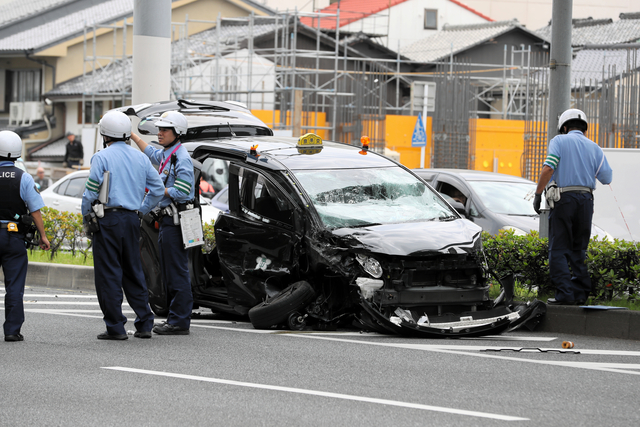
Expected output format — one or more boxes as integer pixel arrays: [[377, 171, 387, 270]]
[[558, 108, 588, 133], [154, 111, 188, 136], [99, 111, 132, 139], [0, 130, 23, 159]]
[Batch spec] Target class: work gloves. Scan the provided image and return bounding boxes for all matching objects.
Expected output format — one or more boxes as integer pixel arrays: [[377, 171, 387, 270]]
[[533, 193, 542, 214]]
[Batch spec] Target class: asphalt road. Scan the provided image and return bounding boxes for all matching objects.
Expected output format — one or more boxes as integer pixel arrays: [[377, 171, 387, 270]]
[[1, 286, 640, 427]]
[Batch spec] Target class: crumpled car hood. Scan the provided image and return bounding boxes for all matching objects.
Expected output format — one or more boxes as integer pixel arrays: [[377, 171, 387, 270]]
[[331, 219, 482, 256]]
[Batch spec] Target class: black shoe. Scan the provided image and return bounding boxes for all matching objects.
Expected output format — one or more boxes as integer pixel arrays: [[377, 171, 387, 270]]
[[152, 323, 190, 335], [97, 331, 128, 340], [133, 331, 152, 339], [547, 298, 577, 306], [5, 334, 24, 342]]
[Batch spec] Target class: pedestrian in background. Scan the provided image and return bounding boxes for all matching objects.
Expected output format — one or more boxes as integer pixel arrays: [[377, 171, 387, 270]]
[[131, 111, 195, 336], [0, 131, 50, 342], [34, 167, 52, 191], [533, 109, 613, 305], [63, 131, 83, 168], [82, 112, 164, 340]]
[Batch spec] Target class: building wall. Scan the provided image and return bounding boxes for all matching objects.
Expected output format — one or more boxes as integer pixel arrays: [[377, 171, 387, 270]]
[[459, 0, 637, 30], [341, 0, 490, 49]]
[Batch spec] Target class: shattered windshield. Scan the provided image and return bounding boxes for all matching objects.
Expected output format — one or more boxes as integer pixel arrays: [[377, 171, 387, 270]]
[[293, 167, 455, 229]]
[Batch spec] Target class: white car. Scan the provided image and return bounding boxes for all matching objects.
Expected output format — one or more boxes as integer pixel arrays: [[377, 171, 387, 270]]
[[41, 170, 221, 222]]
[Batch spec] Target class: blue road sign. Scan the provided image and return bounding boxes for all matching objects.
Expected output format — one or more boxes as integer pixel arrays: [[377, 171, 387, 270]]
[[411, 113, 427, 147]]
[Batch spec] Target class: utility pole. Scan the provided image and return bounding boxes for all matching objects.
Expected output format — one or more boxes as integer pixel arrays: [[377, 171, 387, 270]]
[[547, 0, 573, 142], [132, 0, 171, 104]]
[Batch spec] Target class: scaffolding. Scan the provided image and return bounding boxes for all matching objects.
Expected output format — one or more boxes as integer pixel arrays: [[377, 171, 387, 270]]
[[79, 11, 640, 168]]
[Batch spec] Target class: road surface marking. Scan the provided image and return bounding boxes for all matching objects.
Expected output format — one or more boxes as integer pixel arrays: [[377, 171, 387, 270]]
[[287, 334, 640, 375], [102, 366, 528, 421]]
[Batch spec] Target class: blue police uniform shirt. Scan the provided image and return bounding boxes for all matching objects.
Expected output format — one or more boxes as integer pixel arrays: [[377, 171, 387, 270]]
[[144, 143, 195, 208], [0, 160, 45, 221], [81, 141, 165, 216], [543, 130, 613, 188]]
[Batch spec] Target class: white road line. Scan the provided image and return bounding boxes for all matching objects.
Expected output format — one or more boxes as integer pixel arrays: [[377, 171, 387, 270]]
[[0, 294, 97, 298], [21, 301, 100, 305], [286, 334, 640, 376], [102, 366, 528, 421]]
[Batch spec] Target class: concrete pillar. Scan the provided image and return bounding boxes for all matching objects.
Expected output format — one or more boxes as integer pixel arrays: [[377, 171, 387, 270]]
[[132, 0, 171, 105], [547, 0, 573, 142]]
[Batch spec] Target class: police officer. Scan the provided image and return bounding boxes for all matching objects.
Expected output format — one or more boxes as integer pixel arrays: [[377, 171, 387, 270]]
[[131, 111, 195, 335], [533, 109, 613, 305], [82, 111, 164, 340], [0, 130, 50, 342]]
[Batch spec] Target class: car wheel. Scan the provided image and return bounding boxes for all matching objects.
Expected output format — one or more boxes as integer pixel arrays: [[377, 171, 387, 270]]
[[248, 281, 316, 330]]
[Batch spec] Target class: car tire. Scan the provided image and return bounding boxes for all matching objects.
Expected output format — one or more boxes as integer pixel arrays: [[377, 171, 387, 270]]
[[248, 281, 316, 330]]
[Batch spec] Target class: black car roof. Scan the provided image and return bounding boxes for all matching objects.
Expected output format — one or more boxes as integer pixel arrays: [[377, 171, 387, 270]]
[[186, 137, 397, 172]]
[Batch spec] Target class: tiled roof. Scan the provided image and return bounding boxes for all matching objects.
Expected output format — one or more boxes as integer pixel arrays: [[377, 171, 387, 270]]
[[572, 46, 640, 85], [300, 0, 492, 30], [0, 0, 133, 52], [300, 0, 409, 30], [535, 15, 640, 47], [30, 137, 67, 160], [401, 19, 546, 63], [0, 0, 73, 28]]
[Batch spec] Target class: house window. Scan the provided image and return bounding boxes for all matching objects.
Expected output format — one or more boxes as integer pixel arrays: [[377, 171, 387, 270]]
[[77, 101, 103, 124], [424, 9, 437, 30], [4, 69, 41, 104]]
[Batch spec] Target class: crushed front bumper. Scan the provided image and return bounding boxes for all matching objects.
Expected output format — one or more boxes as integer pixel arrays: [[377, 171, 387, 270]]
[[358, 298, 546, 338]]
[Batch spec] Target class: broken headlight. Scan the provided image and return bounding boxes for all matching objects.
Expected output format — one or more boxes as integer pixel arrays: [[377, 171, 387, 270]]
[[355, 254, 383, 278]]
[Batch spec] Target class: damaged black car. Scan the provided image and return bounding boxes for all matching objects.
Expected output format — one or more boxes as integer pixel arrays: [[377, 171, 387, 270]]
[[126, 101, 545, 337]]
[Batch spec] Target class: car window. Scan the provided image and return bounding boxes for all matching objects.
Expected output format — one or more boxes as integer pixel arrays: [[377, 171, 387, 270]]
[[438, 182, 467, 206], [64, 177, 87, 198], [294, 166, 453, 229], [217, 188, 228, 204], [54, 179, 70, 195], [239, 169, 294, 226], [467, 180, 537, 215], [201, 158, 229, 193]]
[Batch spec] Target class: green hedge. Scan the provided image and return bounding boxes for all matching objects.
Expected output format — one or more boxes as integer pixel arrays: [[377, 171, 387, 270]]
[[39, 207, 216, 260], [483, 230, 640, 302]]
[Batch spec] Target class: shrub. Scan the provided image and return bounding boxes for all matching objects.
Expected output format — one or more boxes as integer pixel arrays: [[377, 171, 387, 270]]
[[483, 230, 640, 302], [39, 207, 91, 261]]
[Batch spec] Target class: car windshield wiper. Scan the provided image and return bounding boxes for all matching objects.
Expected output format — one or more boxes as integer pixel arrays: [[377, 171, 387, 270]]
[[508, 213, 538, 217], [351, 222, 382, 228], [438, 215, 458, 221]]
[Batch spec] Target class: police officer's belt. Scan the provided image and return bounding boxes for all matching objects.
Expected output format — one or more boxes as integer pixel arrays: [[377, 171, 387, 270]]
[[559, 186, 592, 194], [0, 222, 15, 229], [104, 207, 137, 214]]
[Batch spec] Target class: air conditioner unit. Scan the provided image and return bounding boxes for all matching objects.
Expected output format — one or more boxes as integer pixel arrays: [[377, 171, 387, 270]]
[[21, 101, 44, 126], [9, 102, 23, 126]]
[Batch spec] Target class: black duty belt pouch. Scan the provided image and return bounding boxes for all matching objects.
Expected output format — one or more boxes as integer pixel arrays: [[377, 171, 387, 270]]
[[83, 212, 100, 233]]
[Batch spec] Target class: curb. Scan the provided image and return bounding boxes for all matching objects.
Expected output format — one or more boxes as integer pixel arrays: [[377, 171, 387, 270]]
[[3, 263, 639, 340], [1, 262, 95, 293], [538, 305, 640, 341]]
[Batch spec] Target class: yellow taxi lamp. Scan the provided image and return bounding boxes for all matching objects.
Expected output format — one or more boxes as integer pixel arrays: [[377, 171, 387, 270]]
[[249, 144, 259, 157], [297, 133, 323, 155]]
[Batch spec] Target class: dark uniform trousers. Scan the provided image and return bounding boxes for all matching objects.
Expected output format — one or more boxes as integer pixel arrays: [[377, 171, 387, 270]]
[[158, 216, 193, 329], [548, 192, 594, 302], [1, 229, 28, 336], [93, 211, 154, 335]]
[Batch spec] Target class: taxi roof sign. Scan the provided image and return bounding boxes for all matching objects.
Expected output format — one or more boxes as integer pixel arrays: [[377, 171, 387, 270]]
[[297, 133, 323, 147]]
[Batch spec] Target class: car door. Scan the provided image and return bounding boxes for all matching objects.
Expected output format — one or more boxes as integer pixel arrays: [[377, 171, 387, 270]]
[[215, 164, 301, 309], [46, 174, 87, 213]]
